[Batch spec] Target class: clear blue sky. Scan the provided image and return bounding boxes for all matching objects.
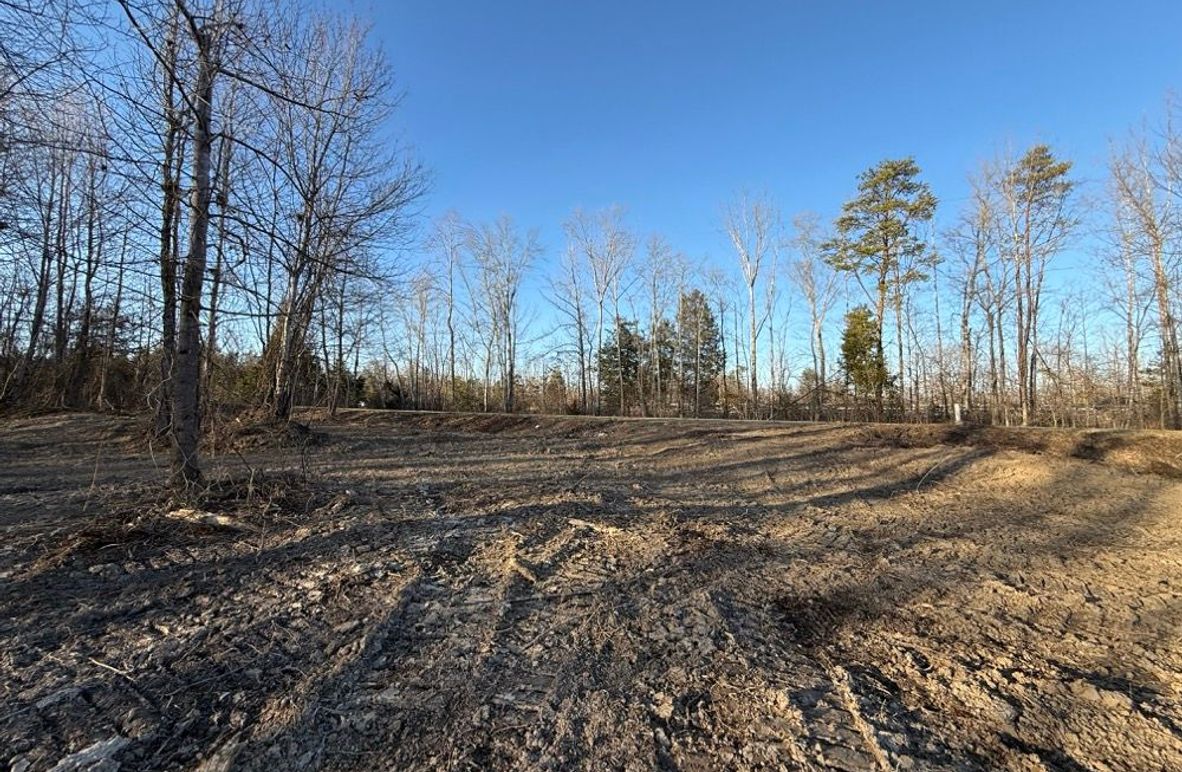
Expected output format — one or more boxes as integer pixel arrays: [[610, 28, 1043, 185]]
[[373, 0, 1182, 279]]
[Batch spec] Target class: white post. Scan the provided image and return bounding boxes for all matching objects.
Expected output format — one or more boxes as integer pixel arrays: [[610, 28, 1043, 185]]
[[953, 402, 962, 424]]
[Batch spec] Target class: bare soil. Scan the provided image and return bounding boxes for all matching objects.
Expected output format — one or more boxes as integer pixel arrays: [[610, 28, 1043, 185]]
[[2, 411, 1181, 771]]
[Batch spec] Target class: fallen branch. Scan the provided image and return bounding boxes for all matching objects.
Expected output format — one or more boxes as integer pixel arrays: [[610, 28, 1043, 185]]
[[510, 557, 537, 583], [568, 517, 621, 535], [166, 508, 259, 532], [915, 452, 958, 492]]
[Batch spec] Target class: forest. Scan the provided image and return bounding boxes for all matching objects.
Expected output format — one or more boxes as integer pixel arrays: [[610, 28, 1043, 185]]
[[3, 0, 1182, 496]]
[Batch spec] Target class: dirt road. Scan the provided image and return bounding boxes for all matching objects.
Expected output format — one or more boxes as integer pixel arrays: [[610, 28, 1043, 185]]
[[2, 411, 1181, 770]]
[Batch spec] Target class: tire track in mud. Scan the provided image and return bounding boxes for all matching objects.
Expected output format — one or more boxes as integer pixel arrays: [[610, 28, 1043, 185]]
[[454, 511, 663, 767], [635, 436, 1102, 770], [599, 438, 908, 769], [241, 505, 623, 768], [236, 516, 518, 769], [8, 413, 1182, 770], [239, 433, 637, 767]]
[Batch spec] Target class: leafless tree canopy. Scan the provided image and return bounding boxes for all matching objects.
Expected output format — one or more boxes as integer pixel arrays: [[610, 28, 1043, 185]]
[[0, 0, 424, 491]]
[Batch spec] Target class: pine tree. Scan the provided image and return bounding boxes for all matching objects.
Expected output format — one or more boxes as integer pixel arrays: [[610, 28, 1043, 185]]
[[1003, 144, 1074, 425], [840, 306, 888, 419], [597, 320, 643, 416], [824, 158, 937, 419], [676, 289, 724, 417], [541, 367, 568, 414]]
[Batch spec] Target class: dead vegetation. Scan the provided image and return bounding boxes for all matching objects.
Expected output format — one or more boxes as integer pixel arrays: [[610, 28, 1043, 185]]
[[2, 411, 1182, 770], [860, 421, 1182, 478]]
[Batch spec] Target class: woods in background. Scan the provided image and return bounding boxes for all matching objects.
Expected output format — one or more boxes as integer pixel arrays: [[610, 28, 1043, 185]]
[[0, 0, 424, 490], [381, 137, 1179, 432], [3, 2, 1182, 493]]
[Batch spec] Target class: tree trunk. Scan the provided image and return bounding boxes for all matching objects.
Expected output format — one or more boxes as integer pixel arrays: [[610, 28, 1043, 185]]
[[170, 41, 216, 492], [447, 263, 456, 406], [748, 280, 757, 419], [1150, 236, 1182, 428], [875, 270, 888, 422], [575, 298, 587, 413], [594, 300, 604, 415], [203, 127, 233, 408]]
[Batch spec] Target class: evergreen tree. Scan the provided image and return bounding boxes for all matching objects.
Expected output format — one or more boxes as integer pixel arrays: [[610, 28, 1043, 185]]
[[541, 367, 568, 413], [675, 289, 724, 417], [641, 317, 676, 415], [597, 320, 643, 415], [823, 158, 937, 418], [840, 306, 888, 418]]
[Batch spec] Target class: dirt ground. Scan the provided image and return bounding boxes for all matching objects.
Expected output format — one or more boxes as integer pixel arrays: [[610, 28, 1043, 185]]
[[2, 410, 1182, 771]]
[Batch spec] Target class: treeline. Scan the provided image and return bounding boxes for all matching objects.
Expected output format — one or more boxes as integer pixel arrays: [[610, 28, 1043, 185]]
[[3, 2, 1182, 491], [0, 0, 423, 490], [375, 139, 1181, 429]]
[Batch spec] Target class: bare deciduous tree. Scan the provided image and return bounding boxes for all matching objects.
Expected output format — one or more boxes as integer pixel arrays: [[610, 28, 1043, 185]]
[[790, 212, 839, 420], [1112, 132, 1181, 427], [564, 206, 633, 415], [467, 216, 538, 412], [724, 191, 778, 418]]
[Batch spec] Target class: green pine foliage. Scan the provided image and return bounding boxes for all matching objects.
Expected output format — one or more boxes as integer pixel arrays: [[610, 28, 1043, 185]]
[[840, 306, 889, 416], [675, 289, 724, 417], [823, 157, 937, 417]]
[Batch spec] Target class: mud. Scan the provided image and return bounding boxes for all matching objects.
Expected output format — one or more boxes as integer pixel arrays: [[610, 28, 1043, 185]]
[[2, 410, 1181, 770]]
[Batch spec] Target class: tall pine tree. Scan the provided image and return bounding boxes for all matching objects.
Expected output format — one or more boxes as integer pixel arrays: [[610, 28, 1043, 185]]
[[824, 158, 937, 419]]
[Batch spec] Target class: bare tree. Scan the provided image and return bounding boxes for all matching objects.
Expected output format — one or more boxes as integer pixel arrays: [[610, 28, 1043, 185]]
[[1113, 130, 1181, 428], [724, 191, 778, 418], [429, 210, 465, 405], [257, 14, 424, 421], [549, 245, 591, 413], [149, 6, 186, 437], [946, 175, 998, 419], [168, 1, 231, 489], [790, 212, 839, 420], [467, 216, 538, 412], [564, 206, 633, 415], [1101, 202, 1149, 426]]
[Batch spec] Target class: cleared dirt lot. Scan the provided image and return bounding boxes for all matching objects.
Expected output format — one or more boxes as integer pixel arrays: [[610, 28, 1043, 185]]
[[2, 411, 1182, 770]]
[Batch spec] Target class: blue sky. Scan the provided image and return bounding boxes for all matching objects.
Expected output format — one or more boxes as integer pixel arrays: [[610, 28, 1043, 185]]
[[372, 0, 1182, 289]]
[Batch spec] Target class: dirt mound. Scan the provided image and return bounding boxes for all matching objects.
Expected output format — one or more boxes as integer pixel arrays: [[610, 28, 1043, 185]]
[[13, 471, 330, 579], [0, 412, 146, 456], [307, 408, 623, 441], [213, 416, 327, 452], [313, 408, 1182, 478], [863, 422, 1182, 477]]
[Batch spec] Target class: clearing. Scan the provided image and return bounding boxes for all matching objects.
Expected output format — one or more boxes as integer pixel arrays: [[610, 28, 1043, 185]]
[[2, 411, 1182, 770]]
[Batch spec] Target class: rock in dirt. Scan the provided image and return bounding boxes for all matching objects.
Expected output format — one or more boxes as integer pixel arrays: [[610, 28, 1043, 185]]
[[36, 686, 82, 709], [651, 692, 675, 721], [194, 735, 243, 772], [49, 735, 129, 771], [1069, 680, 1134, 712]]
